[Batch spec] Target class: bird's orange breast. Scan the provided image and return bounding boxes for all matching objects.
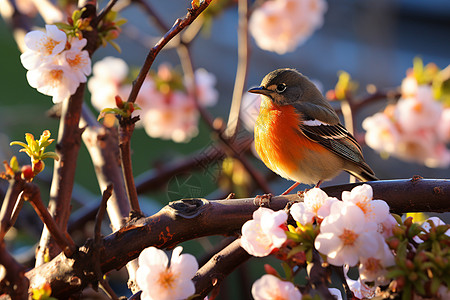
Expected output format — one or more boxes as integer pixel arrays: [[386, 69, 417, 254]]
[[254, 98, 326, 181]]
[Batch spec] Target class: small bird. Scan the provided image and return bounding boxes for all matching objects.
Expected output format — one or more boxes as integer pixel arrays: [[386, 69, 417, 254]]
[[249, 68, 377, 192]]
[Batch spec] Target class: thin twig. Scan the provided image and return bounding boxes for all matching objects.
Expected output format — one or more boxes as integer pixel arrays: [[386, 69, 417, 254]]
[[0, 175, 25, 241], [118, 119, 142, 215], [94, 0, 119, 27], [126, 0, 212, 104], [93, 185, 119, 300], [23, 183, 76, 258], [224, 0, 249, 139]]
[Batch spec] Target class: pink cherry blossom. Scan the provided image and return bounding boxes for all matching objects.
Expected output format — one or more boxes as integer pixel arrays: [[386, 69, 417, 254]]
[[341, 184, 390, 226], [362, 111, 400, 154], [290, 188, 338, 225], [314, 201, 380, 266], [141, 91, 199, 143], [396, 85, 442, 133], [343, 265, 376, 299], [136, 246, 198, 300], [438, 108, 450, 142], [88, 56, 129, 111], [26, 60, 78, 103], [358, 234, 395, 285], [64, 38, 91, 83], [251, 274, 302, 300], [240, 207, 287, 257], [193, 68, 218, 107], [249, 0, 327, 55], [240, 92, 262, 132], [20, 24, 67, 70]]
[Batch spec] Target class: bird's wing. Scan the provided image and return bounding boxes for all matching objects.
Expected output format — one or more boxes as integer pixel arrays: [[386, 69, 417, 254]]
[[293, 103, 374, 175]]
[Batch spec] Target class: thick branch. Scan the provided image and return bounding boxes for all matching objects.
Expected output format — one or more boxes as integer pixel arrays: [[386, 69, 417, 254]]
[[0, 241, 29, 299], [36, 85, 85, 266], [26, 178, 450, 297], [81, 106, 130, 230]]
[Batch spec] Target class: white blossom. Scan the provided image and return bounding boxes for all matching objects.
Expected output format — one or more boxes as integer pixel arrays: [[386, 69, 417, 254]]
[[241, 207, 287, 257], [136, 246, 198, 300]]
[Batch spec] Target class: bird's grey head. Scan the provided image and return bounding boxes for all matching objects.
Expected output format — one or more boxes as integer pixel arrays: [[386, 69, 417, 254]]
[[248, 68, 323, 106]]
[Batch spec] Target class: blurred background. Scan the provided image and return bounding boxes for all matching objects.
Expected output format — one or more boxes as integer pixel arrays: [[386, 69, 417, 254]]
[[1, 0, 449, 298]]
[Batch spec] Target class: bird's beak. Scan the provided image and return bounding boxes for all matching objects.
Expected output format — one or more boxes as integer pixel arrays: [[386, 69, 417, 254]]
[[248, 86, 270, 96]]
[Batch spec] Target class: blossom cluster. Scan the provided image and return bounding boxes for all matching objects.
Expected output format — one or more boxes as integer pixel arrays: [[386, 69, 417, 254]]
[[20, 24, 91, 103], [362, 60, 450, 168], [240, 184, 450, 299], [249, 0, 327, 55], [88, 57, 218, 143]]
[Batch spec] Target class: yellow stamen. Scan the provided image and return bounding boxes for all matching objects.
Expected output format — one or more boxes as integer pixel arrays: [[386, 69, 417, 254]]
[[339, 228, 358, 246], [157, 268, 178, 289], [43, 38, 58, 55]]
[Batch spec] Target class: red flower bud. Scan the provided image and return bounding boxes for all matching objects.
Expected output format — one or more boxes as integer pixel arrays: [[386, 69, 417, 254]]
[[21, 165, 34, 181], [264, 264, 279, 277], [115, 95, 124, 108], [32, 160, 45, 175]]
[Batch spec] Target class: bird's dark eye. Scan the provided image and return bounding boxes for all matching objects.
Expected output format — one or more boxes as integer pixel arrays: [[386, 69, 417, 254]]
[[276, 83, 287, 93]]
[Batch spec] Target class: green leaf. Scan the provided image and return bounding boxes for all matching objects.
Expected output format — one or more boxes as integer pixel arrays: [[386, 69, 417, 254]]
[[108, 40, 122, 53], [281, 261, 293, 281], [285, 231, 301, 243], [9, 156, 19, 172], [287, 245, 307, 259], [115, 19, 128, 26], [40, 152, 60, 161], [386, 269, 405, 279], [10, 141, 29, 149]]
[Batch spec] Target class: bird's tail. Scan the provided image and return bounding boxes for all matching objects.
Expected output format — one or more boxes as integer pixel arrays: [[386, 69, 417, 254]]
[[346, 162, 379, 182]]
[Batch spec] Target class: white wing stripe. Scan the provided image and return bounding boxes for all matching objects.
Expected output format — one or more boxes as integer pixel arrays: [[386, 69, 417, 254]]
[[303, 119, 328, 126]]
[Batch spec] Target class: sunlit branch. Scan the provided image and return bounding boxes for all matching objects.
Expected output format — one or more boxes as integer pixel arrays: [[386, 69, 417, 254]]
[[224, 0, 250, 139], [25, 179, 450, 297]]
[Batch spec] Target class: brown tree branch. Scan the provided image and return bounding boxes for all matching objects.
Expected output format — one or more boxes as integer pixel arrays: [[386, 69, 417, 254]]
[[35, 85, 85, 266], [35, 4, 99, 265], [22, 183, 76, 258], [126, 0, 212, 104], [81, 106, 131, 230], [118, 119, 142, 215], [25, 178, 450, 297], [0, 241, 29, 299], [81, 106, 141, 293], [0, 175, 25, 241], [92, 185, 119, 300], [224, 0, 250, 139], [192, 238, 252, 299]]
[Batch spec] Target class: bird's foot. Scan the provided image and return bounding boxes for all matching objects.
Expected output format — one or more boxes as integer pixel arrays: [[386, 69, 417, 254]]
[[254, 193, 273, 207], [281, 182, 300, 195]]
